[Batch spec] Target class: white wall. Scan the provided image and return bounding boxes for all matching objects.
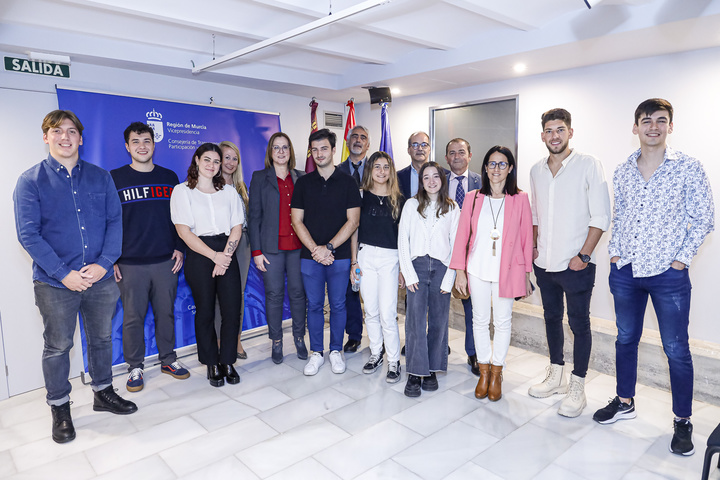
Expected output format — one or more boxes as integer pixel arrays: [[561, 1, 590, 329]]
[[360, 46, 720, 344], [0, 58, 344, 398]]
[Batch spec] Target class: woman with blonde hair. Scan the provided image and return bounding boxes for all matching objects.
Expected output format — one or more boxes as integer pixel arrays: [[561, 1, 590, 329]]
[[350, 151, 404, 383], [219, 140, 251, 359], [248, 132, 307, 364]]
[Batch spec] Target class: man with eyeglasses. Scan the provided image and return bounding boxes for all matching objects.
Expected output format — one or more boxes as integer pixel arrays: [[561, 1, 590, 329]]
[[445, 138, 483, 377], [398, 132, 431, 200], [527, 108, 610, 418], [337, 125, 371, 353]]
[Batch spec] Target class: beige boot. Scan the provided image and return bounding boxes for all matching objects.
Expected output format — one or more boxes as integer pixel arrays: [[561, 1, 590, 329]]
[[475, 364, 490, 399], [558, 374, 587, 417], [528, 363, 567, 398]]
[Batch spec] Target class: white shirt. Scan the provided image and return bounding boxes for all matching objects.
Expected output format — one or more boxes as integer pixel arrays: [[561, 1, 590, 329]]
[[530, 150, 611, 272], [467, 197, 504, 282], [170, 183, 244, 236], [398, 198, 460, 292]]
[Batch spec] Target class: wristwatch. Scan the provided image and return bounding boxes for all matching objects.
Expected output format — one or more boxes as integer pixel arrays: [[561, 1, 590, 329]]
[[577, 253, 591, 263], [326, 243, 335, 254]]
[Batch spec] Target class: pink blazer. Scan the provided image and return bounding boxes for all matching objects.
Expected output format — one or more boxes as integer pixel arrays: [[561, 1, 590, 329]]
[[449, 190, 533, 298]]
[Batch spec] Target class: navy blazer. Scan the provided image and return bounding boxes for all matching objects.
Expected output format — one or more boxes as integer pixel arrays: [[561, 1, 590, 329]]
[[337, 157, 364, 186], [248, 166, 303, 255]]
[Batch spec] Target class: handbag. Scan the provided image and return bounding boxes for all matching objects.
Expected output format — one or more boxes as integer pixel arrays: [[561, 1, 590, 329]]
[[451, 191, 480, 300]]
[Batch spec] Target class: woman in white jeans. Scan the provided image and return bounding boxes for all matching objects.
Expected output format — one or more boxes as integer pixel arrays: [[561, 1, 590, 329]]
[[450, 146, 533, 402], [350, 151, 404, 383]]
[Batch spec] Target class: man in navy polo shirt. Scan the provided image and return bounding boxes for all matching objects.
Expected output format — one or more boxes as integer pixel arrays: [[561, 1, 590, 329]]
[[291, 128, 361, 376], [111, 122, 189, 393], [14, 110, 138, 444]]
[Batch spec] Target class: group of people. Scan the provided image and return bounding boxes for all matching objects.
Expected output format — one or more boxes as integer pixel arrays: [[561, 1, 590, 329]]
[[14, 97, 713, 459]]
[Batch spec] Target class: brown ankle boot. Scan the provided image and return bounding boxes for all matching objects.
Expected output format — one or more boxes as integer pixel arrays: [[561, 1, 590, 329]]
[[475, 364, 490, 399], [488, 364, 503, 401]]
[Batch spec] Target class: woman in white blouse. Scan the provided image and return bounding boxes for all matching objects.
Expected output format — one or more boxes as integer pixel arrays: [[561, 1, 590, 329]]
[[398, 161, 460, 397], [219, 140, 250, 360], [171, 143, 244, 387]]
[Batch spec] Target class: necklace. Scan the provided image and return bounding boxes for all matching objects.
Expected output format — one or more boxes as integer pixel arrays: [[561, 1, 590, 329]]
[[488, 195, 505, 256]]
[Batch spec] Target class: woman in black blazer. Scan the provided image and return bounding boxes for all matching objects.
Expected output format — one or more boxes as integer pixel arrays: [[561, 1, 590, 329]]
[[248, 132, 308, 364]]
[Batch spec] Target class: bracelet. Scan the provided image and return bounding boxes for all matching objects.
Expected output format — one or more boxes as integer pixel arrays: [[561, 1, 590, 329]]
[[213, 252, 217, 262]]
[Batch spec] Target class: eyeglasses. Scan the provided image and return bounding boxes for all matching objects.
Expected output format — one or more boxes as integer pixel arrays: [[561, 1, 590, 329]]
[[410, 142, 430, 149], [272, 145, 289, 152], [487, 161, 509, 170]]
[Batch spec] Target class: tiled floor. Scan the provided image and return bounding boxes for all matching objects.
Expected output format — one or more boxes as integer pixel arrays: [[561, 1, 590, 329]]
[[1, 320, 718, 480]]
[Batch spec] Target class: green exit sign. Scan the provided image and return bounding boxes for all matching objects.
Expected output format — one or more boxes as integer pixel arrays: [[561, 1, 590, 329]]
[[4, 56, 70, 78]]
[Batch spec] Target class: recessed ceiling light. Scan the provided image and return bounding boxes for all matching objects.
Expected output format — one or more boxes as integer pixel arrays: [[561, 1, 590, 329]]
[[513, 63, 527, 73], [391, 87, 401, 95]]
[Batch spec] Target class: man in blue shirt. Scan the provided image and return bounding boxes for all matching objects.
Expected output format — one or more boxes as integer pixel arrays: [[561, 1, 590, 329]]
[[593, 99, 714, 457], [14, 110, 138, 444]]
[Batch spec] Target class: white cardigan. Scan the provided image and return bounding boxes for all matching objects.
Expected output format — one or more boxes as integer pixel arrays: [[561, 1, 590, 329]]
[[398, 198, 460, 292]]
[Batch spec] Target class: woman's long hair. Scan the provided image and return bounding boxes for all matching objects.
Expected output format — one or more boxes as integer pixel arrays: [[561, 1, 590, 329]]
[[361, 151, 403, 220], [416, 161, 455, 218], [219, 140, 249, 206], [264, 132, 297, 170], [479, 145, 520, 196], [186, 143, 224, 191]]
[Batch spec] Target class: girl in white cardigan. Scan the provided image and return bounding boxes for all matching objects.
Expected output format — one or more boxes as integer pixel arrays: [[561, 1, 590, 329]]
[[398, 162, 460, 397]]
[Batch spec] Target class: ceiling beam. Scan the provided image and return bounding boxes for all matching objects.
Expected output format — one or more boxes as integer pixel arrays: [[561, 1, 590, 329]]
[[440, 0, 538, 31]]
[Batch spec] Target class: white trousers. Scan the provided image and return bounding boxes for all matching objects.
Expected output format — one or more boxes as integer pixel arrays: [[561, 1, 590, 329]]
[[358, 245, 401, 362], [468, 273, 514, 366]]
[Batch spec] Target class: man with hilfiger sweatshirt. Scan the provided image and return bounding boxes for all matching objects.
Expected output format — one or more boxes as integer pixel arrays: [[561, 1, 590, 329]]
[[111, 122, 189, 393]]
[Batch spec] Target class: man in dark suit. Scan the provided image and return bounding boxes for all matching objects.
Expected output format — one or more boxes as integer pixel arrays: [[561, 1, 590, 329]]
[[444, 138, 482, 376], [337, 125, 371, 353], [397, 131, 430, 200]]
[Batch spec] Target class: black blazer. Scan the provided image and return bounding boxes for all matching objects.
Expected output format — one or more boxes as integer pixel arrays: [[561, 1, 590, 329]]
[[248, 166, 303, 255]]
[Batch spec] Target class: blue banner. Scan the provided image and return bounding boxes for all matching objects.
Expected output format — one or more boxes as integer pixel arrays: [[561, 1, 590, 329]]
[[57, 88, 288, 368]]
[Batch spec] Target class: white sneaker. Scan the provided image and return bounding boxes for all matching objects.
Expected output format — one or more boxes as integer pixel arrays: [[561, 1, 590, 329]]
[[558, 374, 587, 417], [329, 350, 346, 374], [528, 363, 567, 398], [303, 352, 324, 376]]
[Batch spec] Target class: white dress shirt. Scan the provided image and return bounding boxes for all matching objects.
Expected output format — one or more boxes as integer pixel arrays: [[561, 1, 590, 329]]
[[398, 198, 460, 292], [530, 150, 611, 272], [170, 183, 244, 236]]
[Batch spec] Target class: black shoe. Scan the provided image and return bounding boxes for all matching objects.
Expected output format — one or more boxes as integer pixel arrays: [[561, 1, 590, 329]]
[[468, 355, 480, 376], [670, 418, 695, 456], [593, 396, 636, 424], [50, 402, 76, 444], [343, 339, 361, 353], [221, 364, 240, 384], [295, 336, 308, 360], [93, 386, 138, 415], [271, 339, 283, 364], [404, 374, 422, 397], [422, 372, 439, 391], [362, 353, 384, 374], [207, 364, 225, 387], [401, 345, 406, 356]]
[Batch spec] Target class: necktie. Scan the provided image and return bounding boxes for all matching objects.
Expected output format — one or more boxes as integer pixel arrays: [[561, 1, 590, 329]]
[[352, 163, 361, 186], [455, 175, 465, 208]]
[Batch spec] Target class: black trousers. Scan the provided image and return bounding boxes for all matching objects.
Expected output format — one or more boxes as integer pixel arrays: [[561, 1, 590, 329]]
[[185, 234, 241, 366]]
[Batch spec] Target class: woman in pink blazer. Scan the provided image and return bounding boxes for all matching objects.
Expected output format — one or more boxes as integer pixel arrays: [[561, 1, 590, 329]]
[[450, 145, 533, 402]]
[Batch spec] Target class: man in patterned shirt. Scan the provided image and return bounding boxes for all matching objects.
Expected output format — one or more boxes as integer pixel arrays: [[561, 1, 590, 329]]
[[593, 99, 714, 457]]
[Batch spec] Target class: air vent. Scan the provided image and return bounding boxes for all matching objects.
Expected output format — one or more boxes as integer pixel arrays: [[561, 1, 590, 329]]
[[324, 111, 343, 128]]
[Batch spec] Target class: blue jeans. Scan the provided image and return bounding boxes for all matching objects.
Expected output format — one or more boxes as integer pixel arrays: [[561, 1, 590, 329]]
[[34, 277, 119, 406], [301, 258, 350, 352], [534, 263, 596, 378], [405, 256, 451, 376], [609, 263, 693, 417], [344, 279, 364, 342]]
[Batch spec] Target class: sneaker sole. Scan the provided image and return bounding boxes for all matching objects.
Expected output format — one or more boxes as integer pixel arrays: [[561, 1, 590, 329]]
[[363, 362, 383, 374], [126, 383, 144, 392], [594, 410, 636, 424], [386, 375, 401, 384], [161, 369, 190, 380], [669, 443, 695, 456], [528, 385, 568, 398], [331, 366, 346, 374]]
